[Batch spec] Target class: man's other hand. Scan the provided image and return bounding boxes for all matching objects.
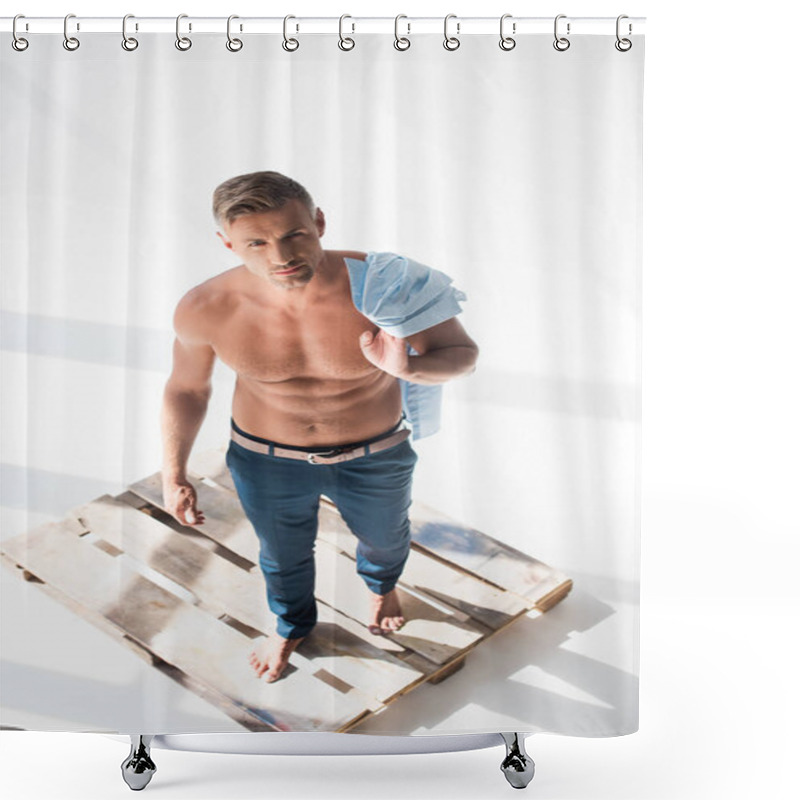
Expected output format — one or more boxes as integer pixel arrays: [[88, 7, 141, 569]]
[[359, 329, 410, 379], [163, 478, 206, 526]]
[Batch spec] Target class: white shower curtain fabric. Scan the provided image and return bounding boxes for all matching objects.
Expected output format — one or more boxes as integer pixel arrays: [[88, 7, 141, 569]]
[[0, 31, 643, 737]]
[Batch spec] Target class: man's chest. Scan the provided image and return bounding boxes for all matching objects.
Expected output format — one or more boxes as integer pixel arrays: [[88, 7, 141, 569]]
[[212, 299, 377, 383]]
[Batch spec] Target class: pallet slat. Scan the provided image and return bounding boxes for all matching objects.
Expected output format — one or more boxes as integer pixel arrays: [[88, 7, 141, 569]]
[[1, 518, 369, 732], [408, 502, 572, 602]]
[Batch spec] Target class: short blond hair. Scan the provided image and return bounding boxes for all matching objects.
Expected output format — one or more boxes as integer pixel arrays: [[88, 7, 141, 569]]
[[212, 171, 315, 226]]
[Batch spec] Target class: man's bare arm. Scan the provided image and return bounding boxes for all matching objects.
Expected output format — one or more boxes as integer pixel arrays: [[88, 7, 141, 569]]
[[161, 338, 215, 479], [161, 295, 216, 524], [359, 317, 479, 386]]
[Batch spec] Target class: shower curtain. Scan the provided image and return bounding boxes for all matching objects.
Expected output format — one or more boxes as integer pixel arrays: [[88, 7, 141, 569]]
[[0, 22, 643, 738]]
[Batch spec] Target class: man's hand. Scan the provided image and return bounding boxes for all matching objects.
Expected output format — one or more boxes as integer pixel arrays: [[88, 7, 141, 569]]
[[359, 329, 410, 379], [163, 478, 206, 526]]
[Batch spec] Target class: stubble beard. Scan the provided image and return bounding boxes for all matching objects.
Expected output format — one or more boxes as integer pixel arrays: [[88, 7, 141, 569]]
[[267, 264, 315, 290]]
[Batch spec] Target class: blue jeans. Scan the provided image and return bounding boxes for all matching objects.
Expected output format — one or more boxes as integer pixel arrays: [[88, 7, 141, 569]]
[[225, 420, 418, 640]]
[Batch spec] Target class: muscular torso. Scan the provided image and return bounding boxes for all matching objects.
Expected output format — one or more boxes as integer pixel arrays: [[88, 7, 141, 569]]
[[193, 250, 402, 446]]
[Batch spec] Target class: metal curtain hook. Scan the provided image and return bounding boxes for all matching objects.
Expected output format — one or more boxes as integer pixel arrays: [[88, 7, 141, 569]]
[[553, 14, 570, 51], [338, 14, 355, 51], [176, 14, 192, 50], [443, 14, 460, 51], [227, 15, 243, 51], [12, 14, 29, 51], [394, 14, 410, 50], [615, 14, 632, 51], [122, 14, 139, 51], [283, 15, 299, 51], [499, 13, 516, 51], [63, 13, 80, 51]]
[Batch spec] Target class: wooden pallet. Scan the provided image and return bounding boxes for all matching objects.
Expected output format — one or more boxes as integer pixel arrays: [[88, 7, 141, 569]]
[[0, 446, 572, 733]]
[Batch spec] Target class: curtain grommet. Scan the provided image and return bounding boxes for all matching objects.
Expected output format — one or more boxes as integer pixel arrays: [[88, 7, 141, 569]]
[[63, 14, 80, 51], [12, 15, 29, 51], [175, 14, 192, 51], [338, 14, 355, 51], [394, 15, 411, 51], [615, 15, 633, 51], [553, 14, 571, 52], [226, 15, 243, 52], [553, 14, 570, 51], [121, 14, 139, 51], [443, 14, 460, 51], [499, 14, 516, 51], [283, 15, 299, 52]]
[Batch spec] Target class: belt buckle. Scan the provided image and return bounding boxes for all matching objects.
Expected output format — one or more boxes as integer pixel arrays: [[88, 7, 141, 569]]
[[307, 448, 341, 464]]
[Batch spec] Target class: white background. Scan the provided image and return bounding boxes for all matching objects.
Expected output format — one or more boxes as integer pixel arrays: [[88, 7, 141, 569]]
[[1, 1, 798, 799]]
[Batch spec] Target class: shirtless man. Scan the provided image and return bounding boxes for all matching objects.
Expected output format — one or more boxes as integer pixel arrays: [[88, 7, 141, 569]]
[[160, 171, 478, 683]]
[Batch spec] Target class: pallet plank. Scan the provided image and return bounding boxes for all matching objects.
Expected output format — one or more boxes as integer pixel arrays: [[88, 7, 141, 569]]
[[72, 495, 267, 630], [0, 520, 370, 732], [128, 473, 254, 555], [408, 501, 572, 601]]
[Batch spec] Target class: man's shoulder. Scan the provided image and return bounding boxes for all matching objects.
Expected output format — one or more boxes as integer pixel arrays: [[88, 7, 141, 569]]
[[173, 267, 244, 343], [177, 266, 243, 306]]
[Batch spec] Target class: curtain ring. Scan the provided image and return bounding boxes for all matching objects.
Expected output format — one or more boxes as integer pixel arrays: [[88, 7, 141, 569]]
[[443, 14, 460, 51], [175, 14, 192, 50], [122, 14, 139, 51], [499, 14, 516, 51], [615, 15, 632, 51], [12, 15, 29, 51], [226, 15, 243, 51], [338, 14, 355, 51], [63, 13, 80, 51], [553, 14, 570, 51], [283, 15, 299, 51], [394, 15, 411, 50]]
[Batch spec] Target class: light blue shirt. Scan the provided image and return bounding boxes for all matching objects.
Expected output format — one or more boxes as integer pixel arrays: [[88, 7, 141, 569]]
[[344, 251, 467, 440]]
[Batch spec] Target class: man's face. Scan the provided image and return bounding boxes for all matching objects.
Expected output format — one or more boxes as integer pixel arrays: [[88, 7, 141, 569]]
[[218, 199, 326, 290]]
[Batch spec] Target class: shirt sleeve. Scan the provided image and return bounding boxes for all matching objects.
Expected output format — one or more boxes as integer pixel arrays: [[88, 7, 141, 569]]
[[346, 251, 467, 338]]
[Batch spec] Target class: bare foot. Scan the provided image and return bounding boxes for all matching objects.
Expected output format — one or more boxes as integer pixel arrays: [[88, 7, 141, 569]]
[[249, 635, 305, 682], [368, 588, 405, 635]]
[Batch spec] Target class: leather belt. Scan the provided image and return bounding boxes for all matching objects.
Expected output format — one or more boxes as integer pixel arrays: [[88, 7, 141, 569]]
[[230, 425, 411, 464]]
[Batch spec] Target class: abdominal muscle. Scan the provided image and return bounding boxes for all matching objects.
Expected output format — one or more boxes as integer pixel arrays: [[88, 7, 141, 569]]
[[231, 370, 404, 447]]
